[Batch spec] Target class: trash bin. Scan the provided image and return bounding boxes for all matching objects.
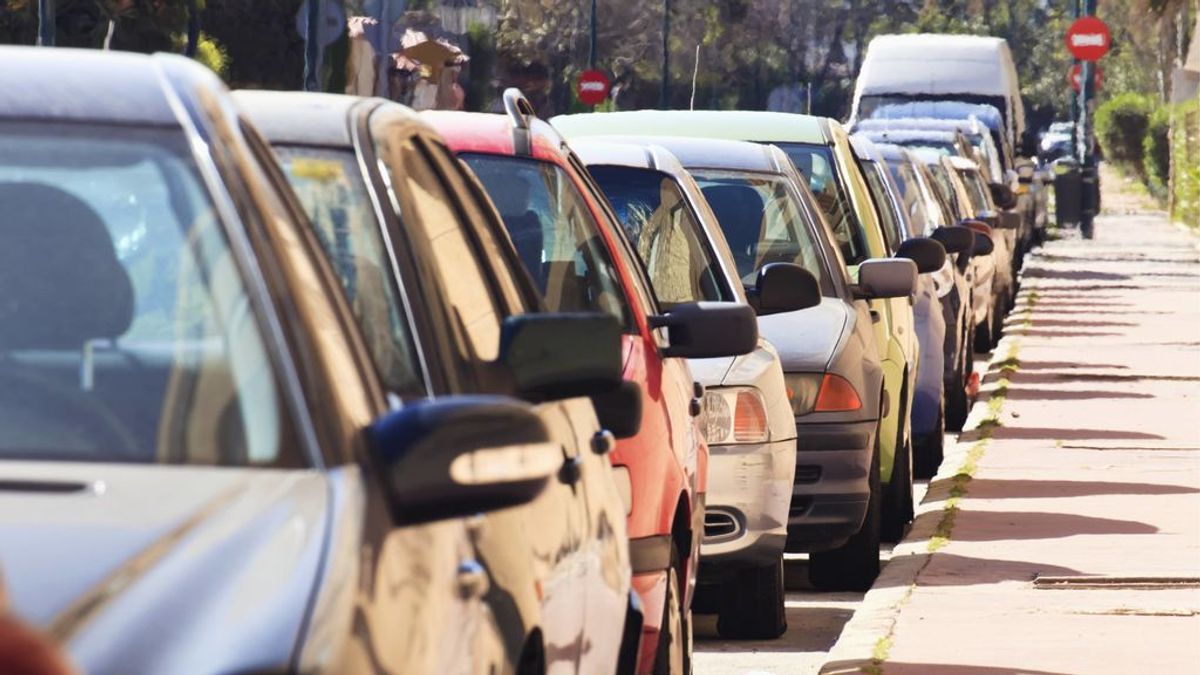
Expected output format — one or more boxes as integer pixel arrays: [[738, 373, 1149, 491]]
[[1053, 158, 1081, 227]]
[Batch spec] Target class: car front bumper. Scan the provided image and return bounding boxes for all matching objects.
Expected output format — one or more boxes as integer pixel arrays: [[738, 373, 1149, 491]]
[[785, 418, 876, 552], [698, 438, 795, 578]]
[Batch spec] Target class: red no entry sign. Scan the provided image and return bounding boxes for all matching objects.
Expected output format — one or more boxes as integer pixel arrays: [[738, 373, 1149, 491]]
[[1069, 63, 1104, 93], [1065, 16, 1111, 61], [577, 70, 611, 106]]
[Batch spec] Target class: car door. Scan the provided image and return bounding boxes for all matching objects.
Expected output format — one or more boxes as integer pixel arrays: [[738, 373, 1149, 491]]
[[386, 133, 592, 673], [428, 142, 633, 672]]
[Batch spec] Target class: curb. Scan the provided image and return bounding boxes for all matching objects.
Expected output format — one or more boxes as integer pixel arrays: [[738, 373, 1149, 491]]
[[819, 293, 1035, 675]]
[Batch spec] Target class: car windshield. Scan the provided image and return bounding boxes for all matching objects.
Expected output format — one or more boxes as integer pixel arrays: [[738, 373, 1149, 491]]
[[884, 157, 934, 236], [586, 165, 733, 306], [959, 169, 992, 215], [687, 169, 830, 294], [0, 122, 299, 466], [775, 142, 870, 266], [926, 163, 966, 220], [461, 153, 634, 329], [274, 145, 426, 399]]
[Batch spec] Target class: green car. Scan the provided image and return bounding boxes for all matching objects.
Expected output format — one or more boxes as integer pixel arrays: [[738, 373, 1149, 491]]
[[554, 111, 922, 543]]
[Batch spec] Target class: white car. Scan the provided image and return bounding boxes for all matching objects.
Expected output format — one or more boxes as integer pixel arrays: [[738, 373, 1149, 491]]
[[573, 140, 804, 640]]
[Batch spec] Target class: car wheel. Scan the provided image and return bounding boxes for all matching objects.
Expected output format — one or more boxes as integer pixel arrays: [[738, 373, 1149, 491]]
[[946, 374, 969, 432], [653, 547, 687, 675], [716, 558, 787, 640], [881, 429, 915, 544], [914, 402, 945, 479], [973, 312, 992, 354], [808, 439, 881, 592]]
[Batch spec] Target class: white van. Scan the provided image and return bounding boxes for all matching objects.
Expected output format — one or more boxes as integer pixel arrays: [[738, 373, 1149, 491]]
[[849, 34, 1025, 161]]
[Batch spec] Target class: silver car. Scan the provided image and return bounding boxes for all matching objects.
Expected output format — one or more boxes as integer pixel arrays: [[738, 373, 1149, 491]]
[[572, 140, 803, 639]]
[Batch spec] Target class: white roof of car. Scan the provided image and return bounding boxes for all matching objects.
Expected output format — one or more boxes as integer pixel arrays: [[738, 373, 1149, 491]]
[[855, 34, 1018, 98]]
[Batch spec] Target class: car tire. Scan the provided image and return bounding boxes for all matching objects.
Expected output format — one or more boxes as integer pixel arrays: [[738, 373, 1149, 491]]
[[881, 431, 915, 544], [716, 559, 787, 640], [653, 547, 687, 675], [914, 403, 945, 479], [808, 440, 881, 592], [973, 313, 992, 354]]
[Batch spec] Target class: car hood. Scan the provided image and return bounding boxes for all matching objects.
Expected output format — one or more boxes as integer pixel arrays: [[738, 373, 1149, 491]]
[[755, 298, 852, 372], [0, 462, 329, 674]]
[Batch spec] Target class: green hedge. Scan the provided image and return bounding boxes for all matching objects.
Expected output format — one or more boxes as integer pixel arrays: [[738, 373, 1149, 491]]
[[1172, 99, 1200, 227], [1144, 105, 1171, 196], [1096, 92, 1154, 174]]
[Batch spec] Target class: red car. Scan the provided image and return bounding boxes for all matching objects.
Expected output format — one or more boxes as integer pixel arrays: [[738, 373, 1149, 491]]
[[427, 92, 758, 674]]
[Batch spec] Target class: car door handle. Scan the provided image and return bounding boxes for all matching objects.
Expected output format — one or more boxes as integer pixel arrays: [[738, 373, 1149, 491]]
[[559, 456, 583, 485], [457, 559, 489, 599]]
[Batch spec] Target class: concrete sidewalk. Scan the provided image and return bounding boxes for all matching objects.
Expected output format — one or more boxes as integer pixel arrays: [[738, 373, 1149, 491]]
[[824, 211, 1200, 674]]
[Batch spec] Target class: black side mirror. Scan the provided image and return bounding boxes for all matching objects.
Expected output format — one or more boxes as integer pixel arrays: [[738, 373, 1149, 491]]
[[370, 396, 559, 526], [931, 225, 974, 255], [650, 302, 758, 358], [997, 211, 1021, 230], [747, 263, 822, 315], [895, 238, 947, 274], [989, 183, 1018, 210], [499, 313, 622, 400], [589, 380, 643, 440], [960, 220, 995, 256]]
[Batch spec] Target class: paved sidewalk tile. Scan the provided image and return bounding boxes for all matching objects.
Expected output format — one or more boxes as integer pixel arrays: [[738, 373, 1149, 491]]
[[832, 213, 1200, 675]]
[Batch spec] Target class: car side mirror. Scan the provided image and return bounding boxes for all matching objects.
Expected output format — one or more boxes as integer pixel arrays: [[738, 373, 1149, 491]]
[[650, 302, 758, 358], [852, 258, 917, 300], [370, 396, 559, 526], [589, 380, 643, 440], [895, 238, 946, 274], [930, 225, 974, 255], [499, 313, 622, 400], [997, 211, 1021, 230], [959, 219, 995, 256], [747, 262, 822, 315], [1015, 162, 1036, 184], [989, 183, 1018, 210]]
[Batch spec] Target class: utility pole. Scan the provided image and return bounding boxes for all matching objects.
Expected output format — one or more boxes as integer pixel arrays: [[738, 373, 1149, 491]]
[[660, 0, 670, 108], [1079, 0, 1099, 236], [37, 0, 55, 46], [589, 0, 597, 69], [303, 0, 322, 91], [185, 0, 199, 57]]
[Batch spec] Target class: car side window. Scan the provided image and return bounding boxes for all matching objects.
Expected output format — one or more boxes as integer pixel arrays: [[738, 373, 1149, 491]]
[[388, 137, 504, 363], [461, 153, 636, 332]]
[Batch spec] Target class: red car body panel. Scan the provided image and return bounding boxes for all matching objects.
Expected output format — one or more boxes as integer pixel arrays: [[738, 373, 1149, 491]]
[[428, 111, 707, 673]]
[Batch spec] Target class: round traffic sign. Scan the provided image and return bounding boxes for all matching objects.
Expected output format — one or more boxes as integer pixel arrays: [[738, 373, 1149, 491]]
[[1069, 63, 1104, 93], [1065, 16, 1111, 61], [577, 70, 611, 107]]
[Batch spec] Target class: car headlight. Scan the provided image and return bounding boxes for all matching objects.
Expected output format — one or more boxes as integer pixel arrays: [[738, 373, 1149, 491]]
[[702, 387, 769, 445], [784, 372, 862, 415]]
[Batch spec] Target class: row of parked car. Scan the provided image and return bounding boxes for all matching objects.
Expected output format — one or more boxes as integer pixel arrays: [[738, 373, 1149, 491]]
[[0, 35, 1046, 675]]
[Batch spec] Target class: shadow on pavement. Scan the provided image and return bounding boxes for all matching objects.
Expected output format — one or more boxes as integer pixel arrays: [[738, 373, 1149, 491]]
[[945, 510, 1158, 541], [987, 426, 1165, 441], [1010, 360, 1130, 371], [1004, 387, 1153, 401], [1023, 268, 1131, 281], [962, 477, 1199, 499], [1018, 329, 1125, 338], [1027, 318, 1139, 328], [864, 552, 1086, 588], [830, 661, 1074, 674]]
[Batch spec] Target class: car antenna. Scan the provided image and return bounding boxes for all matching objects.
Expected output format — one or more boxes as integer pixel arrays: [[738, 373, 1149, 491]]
[[689, 44, 700, 111]]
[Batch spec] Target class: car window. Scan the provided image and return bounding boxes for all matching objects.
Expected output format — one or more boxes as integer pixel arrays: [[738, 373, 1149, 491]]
[[274, 145, 427, 399], [461, 153, 635, 330], [689, 169, 831, 295], [959, 169, 991, 215], [884, 158, 932, 236], [381, 138, 505, 363], [587, 165, 732, 306], [776, 142, 869, 265], [862, 162, 902, 252], [0, 122, 299, 467]]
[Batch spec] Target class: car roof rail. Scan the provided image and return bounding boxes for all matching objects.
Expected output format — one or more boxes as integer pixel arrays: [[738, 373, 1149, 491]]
[[503, 88, 536, 156]]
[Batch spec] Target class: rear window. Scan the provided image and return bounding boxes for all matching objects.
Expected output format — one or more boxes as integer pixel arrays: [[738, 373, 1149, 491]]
[[461, 154, 634, 330], [688, 169, 831, 295], [275, 145, 426, 398], [587, 165, 733, 306], [0, 122, 299, 467], [776, 142, 869, 266]]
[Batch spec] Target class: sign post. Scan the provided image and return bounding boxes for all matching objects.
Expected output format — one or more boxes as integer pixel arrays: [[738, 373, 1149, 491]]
[[1064, 7, 1108, 238]]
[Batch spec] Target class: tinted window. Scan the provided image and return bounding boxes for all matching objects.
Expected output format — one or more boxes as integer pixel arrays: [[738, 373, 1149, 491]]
[[884, 157, 932, 236], [462, 154, 634, 329], [588, 165, 731, 306], [0, 123, 297, 466], [861, 162, 902, 253], [959, 169, 992, 215], [776, 143, 869, 265], [276, 145, 426, 398], [690, 169, 829, 293]]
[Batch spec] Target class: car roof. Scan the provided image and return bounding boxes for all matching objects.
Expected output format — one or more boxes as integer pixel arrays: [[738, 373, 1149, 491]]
[[869, 142, 915, 164], [234, 90, 364, 146], [854, 117, 985, 137], [946, 155, 980, 171], [552, 110, 829, 145], [857, 129, 962, 146], [0, 46, 191, 126], [848, 134, 883, 162], [570, 134, 786, 174], [426, 110, 567, 163], [569, 140, 686, 176], [856, 34, 1018, 99]]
